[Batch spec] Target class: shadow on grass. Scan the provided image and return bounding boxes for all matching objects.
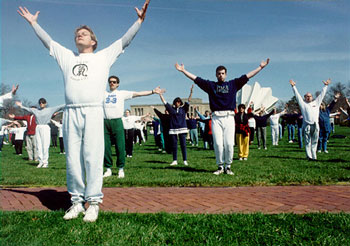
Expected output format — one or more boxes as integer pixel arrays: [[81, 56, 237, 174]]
[[150, 166, 211, 173], [4, 189, 71, 211]]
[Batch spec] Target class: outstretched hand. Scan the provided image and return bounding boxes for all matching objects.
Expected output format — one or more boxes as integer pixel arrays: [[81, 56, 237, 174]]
[[323, 78, 331, 86], [289, 80, 296, 87], [8, 114, 15, 119], [15, 101, 22, 107], [260, 58, 270, 69], [175, 62, 185, 72], [12, 85, 19, 95], [135, 0, 150, 23], [153, 86, 165, 94], [17, 6, 39, 25]]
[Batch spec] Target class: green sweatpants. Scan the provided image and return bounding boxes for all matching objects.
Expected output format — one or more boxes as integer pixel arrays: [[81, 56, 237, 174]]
[[104, 118, 125, 169]]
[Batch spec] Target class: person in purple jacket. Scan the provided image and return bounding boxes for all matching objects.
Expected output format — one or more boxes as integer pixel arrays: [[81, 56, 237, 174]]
[[175, 59, 269, 175]]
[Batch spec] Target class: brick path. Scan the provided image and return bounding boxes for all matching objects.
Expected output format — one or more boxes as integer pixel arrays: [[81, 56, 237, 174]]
[[1, 186, 350, 214]]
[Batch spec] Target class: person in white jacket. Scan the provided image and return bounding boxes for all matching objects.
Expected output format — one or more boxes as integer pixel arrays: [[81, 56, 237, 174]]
[[269, 108, 286, 146], [0, 85, 18, 108], [290, 79, 330, 161], [17, 0, 150, 222]]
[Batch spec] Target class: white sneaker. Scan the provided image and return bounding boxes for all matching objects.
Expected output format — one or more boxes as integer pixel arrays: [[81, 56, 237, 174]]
[[213, 166, 224, 175], [183, 161, 188, 166], [83, 204, 99, 222], [118, 169, 125, 178], [37, 163, 44, 168], [170, 161, 178, 166], [103, 168, 112, 178], [243, 158, 248, 161], [317, 150, 321, 153], [239, 158, 243, 161], [42, 163, 48, 168], [324, 150, 329, 153], [63, 203, 85, 220], [289, 140, 293, 143], [225, 168, 234, 176]]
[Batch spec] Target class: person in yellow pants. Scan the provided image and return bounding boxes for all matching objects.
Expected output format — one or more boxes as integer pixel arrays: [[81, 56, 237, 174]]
[[235, 104, 250, 160]]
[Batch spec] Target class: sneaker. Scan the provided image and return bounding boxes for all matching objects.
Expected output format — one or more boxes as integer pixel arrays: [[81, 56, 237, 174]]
[[317, 150, 321, 153], [258, 147, 261, 150], [42, 163, 48, 168], [63, 203, 85, 220], [213, 166, 224, 175], [264, 147, 267, 150], [288, 140, 293, 143], [239, 158, 243, 161], [324, 150, 329, 154], [37, 163, 44, 168], [225, 167, 234, 176], [83, 204, 99, 222], [118, 169, 125, 179], [170, 161, 178, 166], [103, 168, 112, 178], [243, 158, 248, 161], [183, 161, 188, 166]]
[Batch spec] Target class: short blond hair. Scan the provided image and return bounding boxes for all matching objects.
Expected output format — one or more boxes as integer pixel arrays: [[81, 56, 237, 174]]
[[75, 25, 98, 51]]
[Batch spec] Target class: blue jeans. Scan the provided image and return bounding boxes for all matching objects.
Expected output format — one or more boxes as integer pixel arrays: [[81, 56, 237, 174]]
[[297, 127, 303, 148], [287, 124, 295, 141], [318, 129, 330, 151]]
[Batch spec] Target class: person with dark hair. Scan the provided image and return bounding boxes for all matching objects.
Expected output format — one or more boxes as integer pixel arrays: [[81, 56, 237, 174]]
[[175, 59, 270, 175], [103, 75, 164, 179], [15, 99, 64, 168], [51, 119, 65, 154], [290, 79, 330, 161], [252, 106, 274, 150], [17, 0, 150, 222], [8, 121, 26, 155], [235, 104, 251, 162], [187, 113, 198, 146], [9, 106, 38, 161], [158, 86, 192, 166]]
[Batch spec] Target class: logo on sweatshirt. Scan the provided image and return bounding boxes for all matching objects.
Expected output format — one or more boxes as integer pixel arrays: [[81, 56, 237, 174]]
[[72, 64, 88, 78], [216, 85, 229, 94]]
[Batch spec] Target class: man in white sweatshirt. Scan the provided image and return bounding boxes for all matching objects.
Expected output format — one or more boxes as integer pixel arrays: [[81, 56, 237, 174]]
[[290, 79, 330, 161], [17, 0, 150, 222]]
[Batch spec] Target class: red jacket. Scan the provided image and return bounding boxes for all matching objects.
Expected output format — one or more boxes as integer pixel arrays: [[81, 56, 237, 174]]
[[14, 115, 37, 135]]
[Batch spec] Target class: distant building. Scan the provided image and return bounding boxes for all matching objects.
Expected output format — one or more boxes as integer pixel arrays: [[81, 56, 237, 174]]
[[130, 98, 210, 117]]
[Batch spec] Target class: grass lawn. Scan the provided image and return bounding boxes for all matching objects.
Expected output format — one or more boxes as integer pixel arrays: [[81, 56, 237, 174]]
[[1, 126, 350, 245], [1, 126, 349, 187]]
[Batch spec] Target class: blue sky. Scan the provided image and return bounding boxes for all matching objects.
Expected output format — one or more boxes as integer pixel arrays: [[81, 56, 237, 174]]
[[1, 0, 349, 109]]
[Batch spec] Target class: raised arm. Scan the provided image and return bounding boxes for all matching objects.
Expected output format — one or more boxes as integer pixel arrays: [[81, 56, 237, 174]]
[[315, 79, 330, 105], [17, 6, 52, 50], [159, 93, 167, 105], [290, 80, 304, 106], [246, 58, 270, 79], [188, 85, 194, 103], [175, 63, 197, 82], [132, 86, 165, 98], [121, 0, 150, 49]]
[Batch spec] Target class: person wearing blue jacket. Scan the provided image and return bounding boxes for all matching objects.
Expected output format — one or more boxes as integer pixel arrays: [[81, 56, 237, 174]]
[[318, 93, 340, 153], [175, 59, 270, 175], [158, 86, 193, 166]]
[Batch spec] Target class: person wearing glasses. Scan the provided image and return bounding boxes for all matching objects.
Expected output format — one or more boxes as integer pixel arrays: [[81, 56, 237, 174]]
[[17, 0, 150, 222], [103, 75, 164, 179], [14, 99, 64, 168], [289, 79, 330, 161]]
